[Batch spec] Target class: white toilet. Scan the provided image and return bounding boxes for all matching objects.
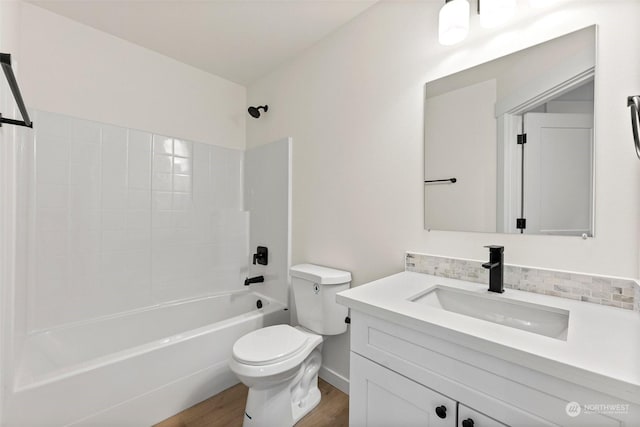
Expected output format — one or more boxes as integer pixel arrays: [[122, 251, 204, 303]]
[[229, 264, 351, 427]]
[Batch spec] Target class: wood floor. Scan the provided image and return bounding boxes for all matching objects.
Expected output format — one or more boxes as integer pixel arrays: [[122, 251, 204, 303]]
[[154, 379, 349, 427]]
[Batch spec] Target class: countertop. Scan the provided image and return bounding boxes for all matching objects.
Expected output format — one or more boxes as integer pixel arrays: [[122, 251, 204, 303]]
[[337, 271, 640, 405]]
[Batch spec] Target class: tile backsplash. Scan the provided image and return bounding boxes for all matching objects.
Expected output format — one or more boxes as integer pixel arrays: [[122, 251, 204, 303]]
[[406, 252, 639, 311]]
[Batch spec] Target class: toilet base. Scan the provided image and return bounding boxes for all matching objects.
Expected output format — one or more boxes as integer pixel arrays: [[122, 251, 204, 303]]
[[291, 377, 321, 424], [242, 349, 322, 427]]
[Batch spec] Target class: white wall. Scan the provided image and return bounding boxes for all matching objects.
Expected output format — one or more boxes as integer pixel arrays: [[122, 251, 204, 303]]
[[247, 0, 640, 382], [17, 1, 246, 150]]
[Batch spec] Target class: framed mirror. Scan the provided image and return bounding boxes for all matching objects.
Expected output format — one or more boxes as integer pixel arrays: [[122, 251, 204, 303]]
[[424, 26, 596, 236]]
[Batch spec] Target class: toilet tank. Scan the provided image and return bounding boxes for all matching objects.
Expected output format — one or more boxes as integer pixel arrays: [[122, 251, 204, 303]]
[[290, 264, 351, 335]]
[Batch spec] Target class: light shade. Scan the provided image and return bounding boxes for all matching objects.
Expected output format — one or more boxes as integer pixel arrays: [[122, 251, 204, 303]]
[[528, 0, 553, 7], [439, 0, 470, 46], [480, 0, 516, 28]]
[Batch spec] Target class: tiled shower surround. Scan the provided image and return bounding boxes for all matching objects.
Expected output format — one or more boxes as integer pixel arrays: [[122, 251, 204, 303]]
[[29, 111, 248, 330], [406, 252, 640, 311]]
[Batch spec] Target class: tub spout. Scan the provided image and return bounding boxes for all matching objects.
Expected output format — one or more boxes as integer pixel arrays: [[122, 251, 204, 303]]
[[244, 276, 264, 286]]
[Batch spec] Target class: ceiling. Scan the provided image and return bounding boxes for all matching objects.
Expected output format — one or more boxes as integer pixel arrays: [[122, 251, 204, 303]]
[[28, 0, 378, 85]]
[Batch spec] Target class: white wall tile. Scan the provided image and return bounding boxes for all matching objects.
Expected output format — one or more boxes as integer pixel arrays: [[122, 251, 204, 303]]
[[126, 211, 151, 231], [173, 175, 192, 193], [127, 189, 151, 211], [71, 119, 101, 145], [153, 154, 173, 173], [36, 255, 68, 298], [173, 157, 191, 175], [152, 192, 173, 211], [192, 143, 210, 195], [175, 210, 194, 229], [151, 211, 174, 229], [37, 158, 68, 186], [38, 230, 68, 256], [129, 129, 152, 149], [36, 209, 67, 232], [128, 130, 152, 190], [69, 144, 100, 185], [69, 186, 100, 212], [102, 211, 126, 231], [100, 252, 129, 288], [37, 184, 68, 210], [173, 139, 192, 158], [126, 230, 151, 253], [125, 251, 151, 286], [172, 193, 191, 211], [30, 111, 248, 331], [36, 134, 69, 165], [211, 147, 243, 210], [101, 230, 126, 252], [101, 185, 127, 211], [152, 173, 172, 192], [102, 126, 128, 168], [153, 135, 173, 155], [69, 228, 100, 253], [69, 252, 99, 293]]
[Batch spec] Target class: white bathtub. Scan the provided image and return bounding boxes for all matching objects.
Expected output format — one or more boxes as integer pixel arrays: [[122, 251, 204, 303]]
[[5, 291, 288, 426]]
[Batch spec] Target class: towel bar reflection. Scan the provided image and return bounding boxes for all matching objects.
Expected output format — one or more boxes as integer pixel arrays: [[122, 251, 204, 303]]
[[1, 53, 33, 128], [629, 95, 640, 159], [424, 178, 457, 184]]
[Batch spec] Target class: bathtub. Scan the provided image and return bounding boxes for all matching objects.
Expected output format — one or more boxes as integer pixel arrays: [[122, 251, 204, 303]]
[[5, 290, 288, 426]]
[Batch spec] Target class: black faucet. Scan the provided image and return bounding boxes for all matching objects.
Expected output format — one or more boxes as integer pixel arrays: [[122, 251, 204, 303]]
[[482, 245, 504, 293], [244, 275, 264, 286], [253, 246, 268, 265]]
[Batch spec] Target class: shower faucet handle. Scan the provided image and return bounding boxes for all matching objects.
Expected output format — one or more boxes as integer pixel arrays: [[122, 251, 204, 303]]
[[253, 246, 268, 266]]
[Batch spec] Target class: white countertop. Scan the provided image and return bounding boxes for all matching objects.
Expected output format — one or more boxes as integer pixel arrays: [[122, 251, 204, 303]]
[[337, 271, 640, 405]]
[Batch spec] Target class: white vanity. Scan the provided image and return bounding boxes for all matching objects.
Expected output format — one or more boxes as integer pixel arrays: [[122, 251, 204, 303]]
[[337, 272, 640, 427]]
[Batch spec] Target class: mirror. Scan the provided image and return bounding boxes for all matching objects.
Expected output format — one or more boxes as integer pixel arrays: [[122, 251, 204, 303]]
[[424, 26, 596, 236]]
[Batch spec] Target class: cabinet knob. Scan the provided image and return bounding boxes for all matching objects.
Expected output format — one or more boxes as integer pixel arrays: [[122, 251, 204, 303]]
[[462, 418, 475, 427], [435, 405, 447, 419]]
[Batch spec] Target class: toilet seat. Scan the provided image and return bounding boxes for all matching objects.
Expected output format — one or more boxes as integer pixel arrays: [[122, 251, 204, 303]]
[[233, 325, 309, 366], [229, 325, 323, 379]]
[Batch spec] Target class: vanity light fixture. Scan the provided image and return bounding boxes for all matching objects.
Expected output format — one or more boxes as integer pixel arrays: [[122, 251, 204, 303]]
[[438, 0, 553, 46], [438, 0, 470, 46]]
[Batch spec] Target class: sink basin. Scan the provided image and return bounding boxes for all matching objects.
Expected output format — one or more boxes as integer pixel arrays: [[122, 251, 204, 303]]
[[410, 286, 569, 340]]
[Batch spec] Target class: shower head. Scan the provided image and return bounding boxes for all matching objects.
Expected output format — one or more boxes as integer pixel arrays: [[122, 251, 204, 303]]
[[248, 105, 268, 118]]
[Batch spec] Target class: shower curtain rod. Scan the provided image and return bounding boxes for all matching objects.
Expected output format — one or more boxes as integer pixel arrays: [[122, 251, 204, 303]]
[[0, 53, 33, 128]]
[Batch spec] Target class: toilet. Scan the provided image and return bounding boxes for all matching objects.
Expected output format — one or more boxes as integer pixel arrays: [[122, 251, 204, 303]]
[[229, 264, 351, 427]]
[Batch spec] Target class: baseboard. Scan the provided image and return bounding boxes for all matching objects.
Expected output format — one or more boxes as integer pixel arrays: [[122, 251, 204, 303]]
[[319, 365, 349, 395]]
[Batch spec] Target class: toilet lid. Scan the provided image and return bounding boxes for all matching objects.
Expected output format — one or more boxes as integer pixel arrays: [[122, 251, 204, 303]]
[[233, 325, 309, 365]]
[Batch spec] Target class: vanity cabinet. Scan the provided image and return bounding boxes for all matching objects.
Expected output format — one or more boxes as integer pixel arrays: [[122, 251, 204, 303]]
[[350, 352, 456, 427], [351, 352, 510, 427], [348, 310, 634, 427]]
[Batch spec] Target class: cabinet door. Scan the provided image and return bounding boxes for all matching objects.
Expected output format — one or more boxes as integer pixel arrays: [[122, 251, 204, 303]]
[[458, 404, 508, 427], [350, 352, 456, 427]]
